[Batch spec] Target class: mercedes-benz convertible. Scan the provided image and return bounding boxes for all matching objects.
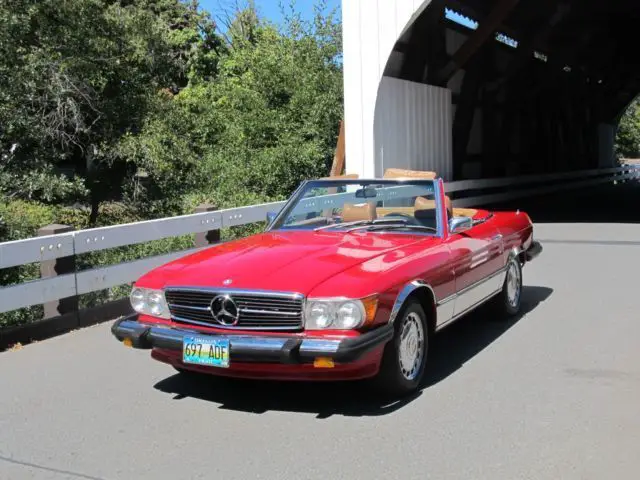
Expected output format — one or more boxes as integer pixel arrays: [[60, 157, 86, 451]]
[[112, 171, 542, 395]]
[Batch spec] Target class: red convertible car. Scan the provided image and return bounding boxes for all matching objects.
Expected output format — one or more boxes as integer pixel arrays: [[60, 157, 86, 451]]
[[112, 173, 541, 395]]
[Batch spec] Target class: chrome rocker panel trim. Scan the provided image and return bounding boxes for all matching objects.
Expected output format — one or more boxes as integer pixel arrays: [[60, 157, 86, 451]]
[[111, 315, 393, 364], [435, 267, 507, 331], [389, 240, 543, 330]]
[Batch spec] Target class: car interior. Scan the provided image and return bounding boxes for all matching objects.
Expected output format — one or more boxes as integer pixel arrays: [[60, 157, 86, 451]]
[[276, 168, 487, 232], [338, 169, 480, 227]]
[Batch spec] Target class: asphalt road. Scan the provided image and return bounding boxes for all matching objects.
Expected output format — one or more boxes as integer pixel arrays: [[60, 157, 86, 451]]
[[2, 184, 640, 480]]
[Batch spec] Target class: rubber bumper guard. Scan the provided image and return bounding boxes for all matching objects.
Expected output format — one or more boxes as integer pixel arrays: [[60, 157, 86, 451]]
[[111, 315, 394, 365]]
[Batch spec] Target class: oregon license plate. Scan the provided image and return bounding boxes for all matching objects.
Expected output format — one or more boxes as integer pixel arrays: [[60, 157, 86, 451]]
[[182, 336, 230, 368]]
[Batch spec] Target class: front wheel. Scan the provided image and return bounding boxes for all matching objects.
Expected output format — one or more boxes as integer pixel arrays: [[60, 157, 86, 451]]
[[493, 256, 522, 317], [375, 299, 429, 397]]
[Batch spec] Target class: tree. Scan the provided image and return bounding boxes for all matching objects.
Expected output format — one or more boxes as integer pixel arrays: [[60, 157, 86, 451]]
[[0, 0, 223, 222], [124, 2, 344, 209], [615, 97, 640, 159], [0, 0, 343, 221]]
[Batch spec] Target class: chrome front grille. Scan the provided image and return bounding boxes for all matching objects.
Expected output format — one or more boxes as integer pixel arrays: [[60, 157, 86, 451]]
[[164, 288, 304, 331]]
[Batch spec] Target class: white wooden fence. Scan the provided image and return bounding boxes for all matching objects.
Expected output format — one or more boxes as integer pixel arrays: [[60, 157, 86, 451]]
[[0, 165, 638, 317]]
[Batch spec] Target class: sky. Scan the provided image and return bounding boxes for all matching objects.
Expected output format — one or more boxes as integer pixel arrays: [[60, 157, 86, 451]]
[[199, 0, 341, 26]]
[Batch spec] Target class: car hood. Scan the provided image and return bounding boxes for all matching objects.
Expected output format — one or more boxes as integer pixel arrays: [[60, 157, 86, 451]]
[[137, 230, 432, 295]]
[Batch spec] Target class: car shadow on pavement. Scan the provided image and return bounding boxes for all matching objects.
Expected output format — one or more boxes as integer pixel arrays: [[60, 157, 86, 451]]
[[422, 285, 553, 387], [153, 285, 552, 419], [154, 371, 421, 419]]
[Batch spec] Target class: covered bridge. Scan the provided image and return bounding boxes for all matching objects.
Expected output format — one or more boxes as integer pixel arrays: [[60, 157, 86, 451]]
[[342, 0, 640, 180]]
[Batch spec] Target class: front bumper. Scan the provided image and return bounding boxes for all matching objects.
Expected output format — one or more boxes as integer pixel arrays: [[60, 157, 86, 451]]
[[525, 240, 543, 261], [111, 315, 394, 365]]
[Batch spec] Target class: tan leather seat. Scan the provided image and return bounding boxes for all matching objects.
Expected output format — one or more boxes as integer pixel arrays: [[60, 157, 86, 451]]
[[383, 168, 437, 179], [414, 195, 454, 220], [321, 173, 359, 180], [342, 203, 377, 222], [414, 196, 436, 211], [453, 207, 479, 218], [382, 168, 480, 218]]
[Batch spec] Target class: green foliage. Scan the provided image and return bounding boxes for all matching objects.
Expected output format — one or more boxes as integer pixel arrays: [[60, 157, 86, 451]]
[[616, 97, 640, 159], [0, 0, 344, 329], [0, 0, 223, 220], [127, 2, 343, 210]]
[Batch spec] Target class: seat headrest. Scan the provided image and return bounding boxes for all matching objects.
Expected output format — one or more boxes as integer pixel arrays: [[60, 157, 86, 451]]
[[342, 203, 377, 222], [414, 196, 436, 210], [321, 173, 360, 180], [414, 195, 453, 219], [383, 168, 437, 179]]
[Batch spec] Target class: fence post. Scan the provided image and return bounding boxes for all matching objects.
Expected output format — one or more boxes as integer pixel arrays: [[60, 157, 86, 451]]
[[37, 224, 77, 319], [194, 204, 220, 247]]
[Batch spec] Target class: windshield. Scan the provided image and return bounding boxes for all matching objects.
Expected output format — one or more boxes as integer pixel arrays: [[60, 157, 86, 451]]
[[269, 180, 442, 235]]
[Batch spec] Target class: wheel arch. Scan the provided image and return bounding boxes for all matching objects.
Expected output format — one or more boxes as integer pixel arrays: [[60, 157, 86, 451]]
[[389, 280, 437, 333]]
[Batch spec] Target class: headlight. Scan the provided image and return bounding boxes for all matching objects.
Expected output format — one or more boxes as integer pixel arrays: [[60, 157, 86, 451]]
[[130, 287, 170, 319], [337, 302, 362, 329], [305, 296, 378, 330]]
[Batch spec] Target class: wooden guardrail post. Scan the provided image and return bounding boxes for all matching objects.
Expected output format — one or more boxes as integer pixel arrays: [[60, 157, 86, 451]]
[[37, 224, 77, 319], [194, 204, 220, 247]]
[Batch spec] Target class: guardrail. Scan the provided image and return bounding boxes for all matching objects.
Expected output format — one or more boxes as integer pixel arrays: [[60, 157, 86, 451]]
[[0, 165, 638, 333]]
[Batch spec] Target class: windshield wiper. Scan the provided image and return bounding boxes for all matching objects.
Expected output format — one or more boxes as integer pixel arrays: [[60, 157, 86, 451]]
[[314, 218, 407, 231]]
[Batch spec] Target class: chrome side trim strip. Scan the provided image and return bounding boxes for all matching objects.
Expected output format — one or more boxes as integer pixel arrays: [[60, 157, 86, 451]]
[[455, 266, 506, 297], [436, 301, 455, 328], [436, 290, 502, 332], [434, 266, 507, 331], [438, 293, 456, 305], [389, 280, 436, 324]]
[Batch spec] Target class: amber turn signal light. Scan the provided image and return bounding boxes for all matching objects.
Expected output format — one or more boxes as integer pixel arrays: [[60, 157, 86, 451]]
[[361, 295, 379, 326], [313, 357, 335, 368], [123, 338, 133, 348]]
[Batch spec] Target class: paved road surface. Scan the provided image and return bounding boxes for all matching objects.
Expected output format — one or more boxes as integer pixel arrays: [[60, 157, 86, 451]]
[[2, 184, 640, 479]]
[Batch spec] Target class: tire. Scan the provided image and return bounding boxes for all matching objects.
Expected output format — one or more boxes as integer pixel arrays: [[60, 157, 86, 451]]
[[493, 255, 523, 317], [375, 299, 430, 397]]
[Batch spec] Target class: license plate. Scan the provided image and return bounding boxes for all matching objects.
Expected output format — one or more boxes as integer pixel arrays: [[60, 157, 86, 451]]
[[182, 336, 230, 368]]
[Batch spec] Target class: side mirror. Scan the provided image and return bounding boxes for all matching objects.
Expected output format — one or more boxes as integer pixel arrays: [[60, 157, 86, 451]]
[[449, 216, 472, 233], [266, 211, 278, 224]]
